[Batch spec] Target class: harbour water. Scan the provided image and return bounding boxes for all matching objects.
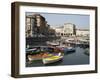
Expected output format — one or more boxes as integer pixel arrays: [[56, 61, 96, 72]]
[[26, 47, 89, 67]]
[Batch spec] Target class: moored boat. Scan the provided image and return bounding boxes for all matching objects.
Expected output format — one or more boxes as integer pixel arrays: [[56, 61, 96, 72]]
[[42, 53, 64, 64], [84, 48, 89, 55], [28, 53, 53, 61], [63, 47, 76, 53], [67, 47, 76, 52]]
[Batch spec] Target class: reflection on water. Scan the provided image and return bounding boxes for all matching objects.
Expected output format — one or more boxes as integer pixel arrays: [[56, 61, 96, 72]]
[[26, 47, 89, 67]]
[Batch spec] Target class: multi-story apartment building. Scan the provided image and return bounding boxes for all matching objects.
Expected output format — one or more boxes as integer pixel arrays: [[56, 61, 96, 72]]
[[26, 14, 55, 38], [26, 14, 47, 37], [26, 15, 36, 37]]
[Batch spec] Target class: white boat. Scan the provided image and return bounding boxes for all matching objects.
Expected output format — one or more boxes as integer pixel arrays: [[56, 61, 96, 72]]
[[27, 48, 37, 51], [46, 41, 59, 46], [42, 53, 63, 64]]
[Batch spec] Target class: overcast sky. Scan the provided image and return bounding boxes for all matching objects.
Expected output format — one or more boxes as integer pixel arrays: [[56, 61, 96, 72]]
[[26, 12, 90, 29]]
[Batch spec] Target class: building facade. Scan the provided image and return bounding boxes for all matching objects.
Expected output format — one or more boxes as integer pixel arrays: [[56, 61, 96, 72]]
[[52, 23, 76, 37], [51, 26, 63, 36], [26, 15, 36, 37], [35, 14, 46, 34], [26, 14, 55, 38], [63, 23, 76, 36], [52, 23, 89, 38], [76, 29, 89, 37]]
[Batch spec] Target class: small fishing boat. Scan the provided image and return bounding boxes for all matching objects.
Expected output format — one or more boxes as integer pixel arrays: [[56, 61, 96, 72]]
[[42, 53, 64, 64], [26, 47, 43, 55], [28, 53, 53, 61], [84, 48, 89, 55], [63, 47, 75, 53], [26, 48, 37, 53], [46, 41, 59, 46], [67, 47, 76, 52]]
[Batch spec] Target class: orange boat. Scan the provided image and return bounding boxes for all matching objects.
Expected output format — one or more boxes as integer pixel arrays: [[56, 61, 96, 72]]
[[27, 53, 53, 61]]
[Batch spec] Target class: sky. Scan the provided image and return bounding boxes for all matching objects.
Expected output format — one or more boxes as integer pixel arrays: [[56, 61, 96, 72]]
[[26, 12, 90, 29]]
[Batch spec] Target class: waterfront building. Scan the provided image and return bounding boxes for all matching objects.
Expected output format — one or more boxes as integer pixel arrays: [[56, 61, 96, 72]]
[[76, 29, 89, 37], [26, 14, 47, 37], [63, 23, 76, 36], [26, 15, 36, 37], [26, 14, 56, 38], [48, 28, 56, 36], [52, 23, 89, 38], [43, 22, 50, 35], [51, 23, 76, 37], [35, 14, 46, 34], [51, 26, 63, 36]]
